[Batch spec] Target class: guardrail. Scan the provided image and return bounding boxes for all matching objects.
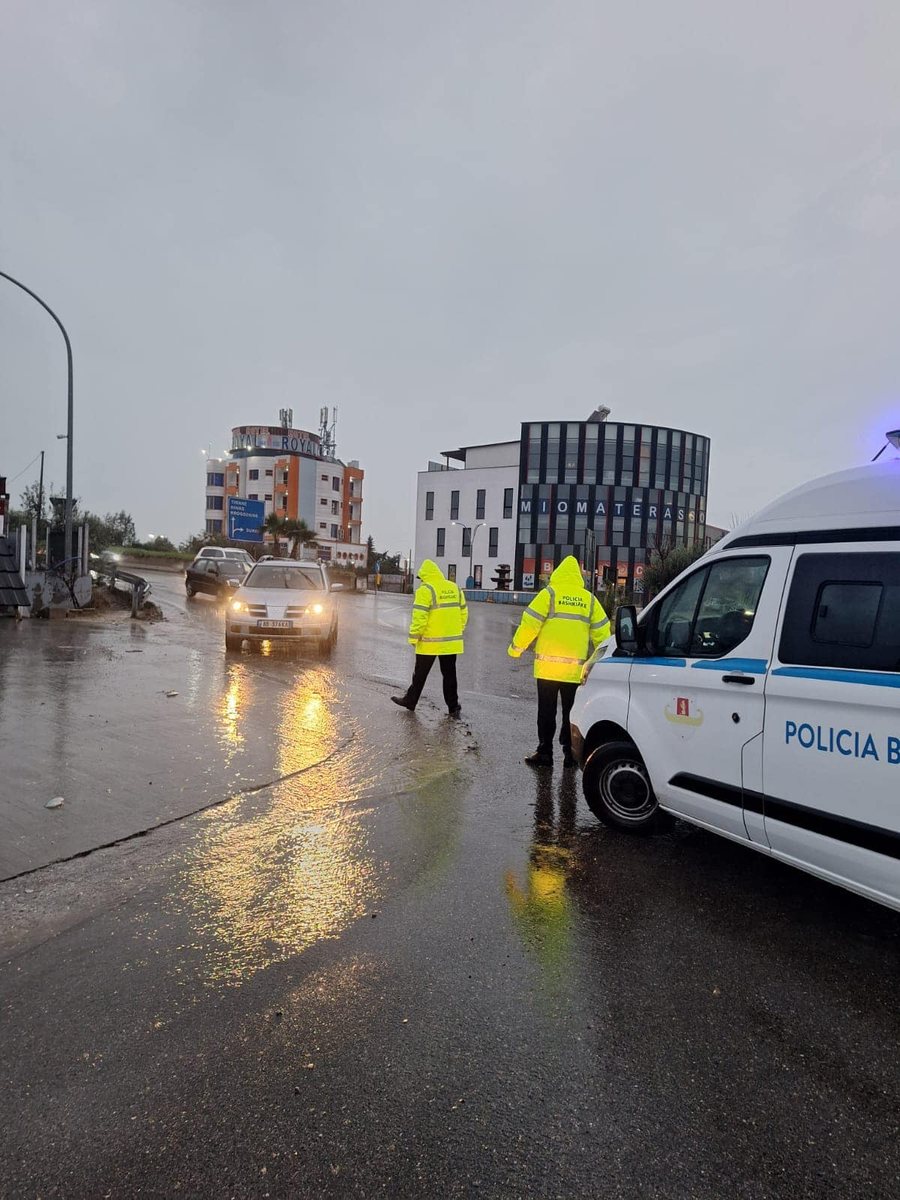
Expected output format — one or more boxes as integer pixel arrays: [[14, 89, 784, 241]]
[[107, 566, 152, 617], [462, 589, 538, 606]]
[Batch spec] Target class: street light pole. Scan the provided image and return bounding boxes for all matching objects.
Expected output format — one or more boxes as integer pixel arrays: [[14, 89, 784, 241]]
[[0, 270, 74, 576], [452, 519, 486, 587]]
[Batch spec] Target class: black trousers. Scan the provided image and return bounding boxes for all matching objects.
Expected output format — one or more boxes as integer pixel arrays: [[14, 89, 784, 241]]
[[406, 654, 459, 711], [536, 680, 578, 756]]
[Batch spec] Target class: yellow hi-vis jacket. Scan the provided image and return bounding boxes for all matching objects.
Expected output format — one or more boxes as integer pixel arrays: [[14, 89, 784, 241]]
[[508, 556, 610, 682], [408, 559, 468, 655]]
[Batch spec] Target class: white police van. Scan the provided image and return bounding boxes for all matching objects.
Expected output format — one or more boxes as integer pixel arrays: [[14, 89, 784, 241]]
[[570, 458, 900, 912]]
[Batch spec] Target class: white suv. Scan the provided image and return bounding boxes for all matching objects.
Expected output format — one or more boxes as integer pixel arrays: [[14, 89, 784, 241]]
[[226, 559, 342, 655]]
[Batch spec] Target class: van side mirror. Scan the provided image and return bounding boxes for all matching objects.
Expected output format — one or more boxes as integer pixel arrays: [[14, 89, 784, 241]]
[[615, 605, 640, 655]]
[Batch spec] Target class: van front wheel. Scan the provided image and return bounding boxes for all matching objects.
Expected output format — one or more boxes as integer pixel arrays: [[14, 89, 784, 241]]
[[582, 740, 660, 833]]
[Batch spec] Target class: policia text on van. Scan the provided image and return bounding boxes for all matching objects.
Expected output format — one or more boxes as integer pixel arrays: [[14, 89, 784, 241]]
[[570, 459, 900, 914]]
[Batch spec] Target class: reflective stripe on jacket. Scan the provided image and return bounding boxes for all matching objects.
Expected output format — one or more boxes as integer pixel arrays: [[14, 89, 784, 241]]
[[408, 559, 468, 655], [510, 555, 610, 682]]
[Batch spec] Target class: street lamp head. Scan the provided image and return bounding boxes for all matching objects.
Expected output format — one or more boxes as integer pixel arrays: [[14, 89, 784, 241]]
[[887, 430, 900, 450]]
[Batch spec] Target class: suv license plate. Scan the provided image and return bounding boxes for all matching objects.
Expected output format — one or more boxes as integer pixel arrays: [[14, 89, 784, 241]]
[[257, 620, 292, 629]]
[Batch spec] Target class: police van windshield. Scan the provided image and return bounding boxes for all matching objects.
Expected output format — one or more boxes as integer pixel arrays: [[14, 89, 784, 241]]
[[244, 565, 324, 590]]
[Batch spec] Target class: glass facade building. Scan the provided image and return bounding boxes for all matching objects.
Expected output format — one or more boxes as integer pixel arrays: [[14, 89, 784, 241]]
[[516, 420, 710, 594]]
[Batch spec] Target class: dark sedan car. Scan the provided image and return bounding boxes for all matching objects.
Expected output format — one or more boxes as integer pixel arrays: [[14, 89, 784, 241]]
[[185, 556, 248, 600]]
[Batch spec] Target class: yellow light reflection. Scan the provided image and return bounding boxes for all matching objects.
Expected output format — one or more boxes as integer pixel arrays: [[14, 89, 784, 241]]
[[217, 663, 248, 759], [178, 669, 378, 986], [504, 779, 575, 997]]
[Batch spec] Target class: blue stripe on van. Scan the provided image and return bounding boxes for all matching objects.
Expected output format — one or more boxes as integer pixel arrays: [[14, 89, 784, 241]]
[[691, 657, 768, 673], [630, 657, 688, 668], [771, 666, 900, 689]]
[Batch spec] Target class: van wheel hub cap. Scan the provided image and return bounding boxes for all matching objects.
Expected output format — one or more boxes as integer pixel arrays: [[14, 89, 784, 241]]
[[601, 761, 655, 823]]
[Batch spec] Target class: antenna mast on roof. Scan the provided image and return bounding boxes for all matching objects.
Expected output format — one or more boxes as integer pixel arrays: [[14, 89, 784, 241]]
[[319, 406, 338, 458]]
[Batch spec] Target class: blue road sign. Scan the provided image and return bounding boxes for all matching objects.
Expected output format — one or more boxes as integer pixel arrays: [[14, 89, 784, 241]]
[[228, 496, 265, 543]]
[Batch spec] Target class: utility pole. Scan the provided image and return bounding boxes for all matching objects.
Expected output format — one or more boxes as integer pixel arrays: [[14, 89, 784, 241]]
[[37, 449, 45, 532], [0, 272, 74, 577]]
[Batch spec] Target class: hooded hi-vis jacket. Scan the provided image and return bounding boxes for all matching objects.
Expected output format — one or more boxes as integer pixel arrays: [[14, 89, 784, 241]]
[[408, 559, 468, 656], [508, 556, 610, 682]]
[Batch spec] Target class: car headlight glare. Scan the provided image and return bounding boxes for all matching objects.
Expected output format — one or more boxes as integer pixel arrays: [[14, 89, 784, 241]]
[[311, 603, 324, 615], [231, 601, 245, 613]]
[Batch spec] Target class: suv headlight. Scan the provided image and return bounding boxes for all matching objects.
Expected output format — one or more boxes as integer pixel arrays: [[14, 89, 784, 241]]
[[310, 602, 325, 615], [231, 600, 247, 613]]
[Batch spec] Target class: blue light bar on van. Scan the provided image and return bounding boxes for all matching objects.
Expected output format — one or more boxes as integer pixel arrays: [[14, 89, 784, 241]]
[[871, 429, 900, 461]]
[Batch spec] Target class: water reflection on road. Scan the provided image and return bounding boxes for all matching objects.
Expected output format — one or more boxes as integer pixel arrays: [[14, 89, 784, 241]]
[[504, 771, 579, 998], [176, 663, 380, 986], [173, 651, 471, 988]]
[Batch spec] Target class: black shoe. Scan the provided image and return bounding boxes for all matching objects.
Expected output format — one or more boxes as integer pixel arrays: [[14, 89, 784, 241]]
[[525, 751, 553, 769], [563, 753, 578, 770], [448, 706, 462, 719], [391, 696, 415, 710]]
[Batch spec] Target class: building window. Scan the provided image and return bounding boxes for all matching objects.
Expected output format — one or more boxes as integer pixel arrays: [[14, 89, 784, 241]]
[[319, 522, 327, 530], [425, 491, 434, 521], [206, 472, 224, 487], [265, 494, 272, 501], [488, 527, 499, 556], [322, 474, 328, 482], [248, 493, 258, 501], [280, 496, 288, 509], [503, 488, 514, 520], [320, 497, 328, 506], [449, 490, 459, 520], [331, 524, 339, 539], [462, 527, 471, 556], [265, 469, 273, 476], [208, 495, 224, 511], [476, 489, 485, 520], [249, 469, 259, 480], [283, 472, 289, 485], [447, 563, 456, 581], [436, 528, 445, 557], [332, 476, 340, 491], [206, 518, 223, 534], [331, 500, 340, 515]]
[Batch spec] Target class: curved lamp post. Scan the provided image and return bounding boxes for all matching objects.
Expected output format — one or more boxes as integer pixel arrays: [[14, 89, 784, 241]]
[[0, 270, 74, 575], [451, 519, 486, 587]]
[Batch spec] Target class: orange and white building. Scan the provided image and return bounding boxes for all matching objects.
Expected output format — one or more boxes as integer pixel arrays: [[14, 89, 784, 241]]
[[204, 421, 366, 566]]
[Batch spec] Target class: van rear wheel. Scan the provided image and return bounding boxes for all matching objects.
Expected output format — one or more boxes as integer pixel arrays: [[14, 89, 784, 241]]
[[582, 740, 660, 833]]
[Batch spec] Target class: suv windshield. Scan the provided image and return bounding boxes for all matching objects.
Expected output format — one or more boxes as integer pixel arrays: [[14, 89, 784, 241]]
[[244, 565, 324, 590]]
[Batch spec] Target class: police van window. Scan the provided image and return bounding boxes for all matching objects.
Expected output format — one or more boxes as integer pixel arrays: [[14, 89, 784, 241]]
[[689, 557, 769, 658], [649, 568, 707, 656], [644, 555, 768, 658], [813, 583, 881, 648], [780, 553, 900, 672]]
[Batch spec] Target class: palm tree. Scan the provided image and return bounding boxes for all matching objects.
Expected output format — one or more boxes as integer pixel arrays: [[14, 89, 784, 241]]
[[261, 512, 287, 556], [261, 513, 317, 559], [283, 518, 317, 560]]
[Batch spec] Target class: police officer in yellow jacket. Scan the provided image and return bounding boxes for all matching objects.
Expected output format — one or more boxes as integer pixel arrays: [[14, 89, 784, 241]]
[[508, 556, 609, 767], [392, 559, 468, 716]]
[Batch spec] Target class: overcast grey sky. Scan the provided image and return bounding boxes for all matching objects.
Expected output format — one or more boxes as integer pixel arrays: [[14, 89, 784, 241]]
[[3, 1, 900, 548]]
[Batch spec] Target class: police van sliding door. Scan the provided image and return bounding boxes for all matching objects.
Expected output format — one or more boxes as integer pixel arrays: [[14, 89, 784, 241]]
[[763, 546, 900, 908], [627, 551, 790, 842]]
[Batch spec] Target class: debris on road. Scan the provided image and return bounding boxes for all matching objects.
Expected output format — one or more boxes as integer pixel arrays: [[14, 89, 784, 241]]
[[45, 797, 64, 810], [165, 691, 178, 698]]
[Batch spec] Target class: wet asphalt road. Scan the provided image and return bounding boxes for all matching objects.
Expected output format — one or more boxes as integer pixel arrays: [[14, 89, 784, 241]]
[[1, 573, 899, 1198]]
